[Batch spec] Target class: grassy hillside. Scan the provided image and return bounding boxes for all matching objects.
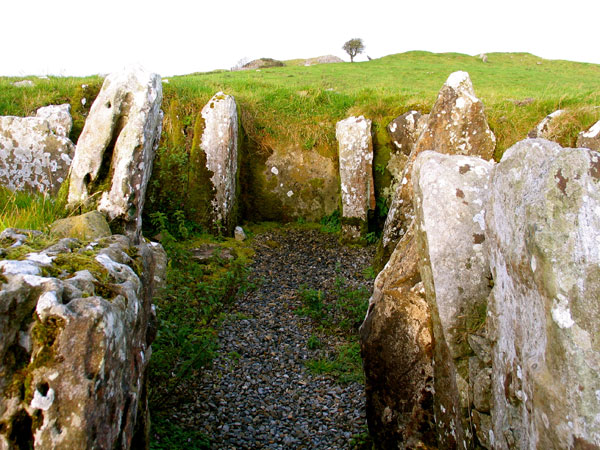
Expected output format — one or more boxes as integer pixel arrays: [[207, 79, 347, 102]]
[[1, 51, 599, 227]]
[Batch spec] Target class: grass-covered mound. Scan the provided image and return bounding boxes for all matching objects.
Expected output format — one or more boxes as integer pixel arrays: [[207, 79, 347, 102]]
[[2, 51, 599, 227]]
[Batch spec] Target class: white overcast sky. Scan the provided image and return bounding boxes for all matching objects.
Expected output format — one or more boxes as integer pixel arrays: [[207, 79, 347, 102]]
[[2, 0, 599, 77]]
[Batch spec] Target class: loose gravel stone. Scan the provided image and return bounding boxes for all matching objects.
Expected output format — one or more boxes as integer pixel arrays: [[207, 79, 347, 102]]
[[170, 228, 375, 449]]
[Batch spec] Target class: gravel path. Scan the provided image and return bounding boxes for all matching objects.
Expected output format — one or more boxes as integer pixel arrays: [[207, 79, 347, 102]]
[[176, 227, 375, 449]]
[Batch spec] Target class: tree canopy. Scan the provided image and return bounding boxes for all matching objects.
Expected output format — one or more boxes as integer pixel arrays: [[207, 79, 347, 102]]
[[342, 38, 365, 63]]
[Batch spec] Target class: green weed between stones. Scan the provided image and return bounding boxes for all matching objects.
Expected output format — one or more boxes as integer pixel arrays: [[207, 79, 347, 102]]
[[296, 276, 371, 384], [148, 220, 254, 448]]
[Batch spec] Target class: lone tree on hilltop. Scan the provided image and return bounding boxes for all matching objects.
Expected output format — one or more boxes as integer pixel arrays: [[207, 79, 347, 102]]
[[343, 38, 365, 63]]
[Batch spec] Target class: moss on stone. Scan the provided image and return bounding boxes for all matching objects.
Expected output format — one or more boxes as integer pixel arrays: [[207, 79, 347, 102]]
[[372, 121, 393, 194], [51, 252, 109, 281], [308, 178, 325, 189], [188, 111, 217, 229]]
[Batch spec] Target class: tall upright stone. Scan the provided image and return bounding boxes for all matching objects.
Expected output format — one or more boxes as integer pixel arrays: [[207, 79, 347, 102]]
[[413, 151, 494, 448], [189, 92, 239, 235], [360, 222, 435, 448], [378, 71, 495, 267], [486, 138, 600, 449], [68, 66, 163, 243], [336, 116, 375, 241]]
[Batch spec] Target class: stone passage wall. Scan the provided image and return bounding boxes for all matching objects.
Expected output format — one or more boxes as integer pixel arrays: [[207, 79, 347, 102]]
[[378, 71, 496, 267], [362, 138, 600, 448], [0, 228, 166, 449], [0, 105, 74, 194], [68, 66, 163, 244]]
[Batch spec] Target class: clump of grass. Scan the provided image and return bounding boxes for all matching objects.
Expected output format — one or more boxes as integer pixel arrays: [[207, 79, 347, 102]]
[[306, 342, 364, 384], [296, 285, 326, 320], [320, 209, 341, 233], [307, 334, 322, 350], [0, 187, 65, 231]]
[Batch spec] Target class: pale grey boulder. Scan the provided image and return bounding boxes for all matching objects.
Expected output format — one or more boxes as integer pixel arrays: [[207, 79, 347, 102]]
[[35, 104, 72, 138], [413, 151, 494, 448], [68, 66, 163, 243], [0, 113, 74, 194], [378, 71, 495, 267], [0, 231, 166, 449], [336, 115, 375, 240], [486, 138, 600, 449], [577, 119, 600, 151]]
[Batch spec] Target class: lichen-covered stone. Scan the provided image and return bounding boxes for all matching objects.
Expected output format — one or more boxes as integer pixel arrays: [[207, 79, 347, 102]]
[[413, 151, 494, 448], [198, 92, 239, 234], [0, 112, 75, 194], [336, 116, 375, 240], [387, 111, 427, 156], [527, 109, 565, 139], [67, 66, 163, 243], [248, 146, 338, 222], [0, 230, 166, 449], [379, 71, 495, 267], [360, 223, 435, 448], [35, 104, 72, 138], [577, 119, 600, 151], [486, 138, 600, 449], [49, 211, 112, 241]]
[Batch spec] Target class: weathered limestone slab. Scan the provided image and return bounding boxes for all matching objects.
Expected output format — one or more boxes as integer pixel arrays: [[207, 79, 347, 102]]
[[68, 66, 163, 243], [486, 138, 600, 449], [413, 151, 494, 448], [0, 111, 74, 194], [527, 109, 565, 139], [197, 92, 239, 234], [0, 231, 166, 449], [336, 116, 375, 240], [246, 146, 339, 223], [577, 119, 600, 151], [35, 104, 72, 138], [49, 211, 112, 241], [360, 223, 435, 448], [387, 111, 427, 156], [379, 71, 495, 267]]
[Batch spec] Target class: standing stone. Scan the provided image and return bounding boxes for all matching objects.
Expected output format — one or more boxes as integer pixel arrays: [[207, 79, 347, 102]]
[[0, 113, 74, 194], [68, 66, 163, 243], [387, 111, 427, 156], [35, 104, 73, 138], [577, 119, 600, 151], [486, 138, 600, 449], [234, 226, 246, 241], [360, 223, 435, 449], [413, 151, 494, 448], [378, 71, 495, 267], [336, 116, 375, 241], [194, 92, 239, 235], [384, 111, 429, 202], [527, 109, 565, 139]]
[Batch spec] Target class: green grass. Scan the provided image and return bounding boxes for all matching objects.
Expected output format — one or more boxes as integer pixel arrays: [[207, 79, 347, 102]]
[[306, 341, 364, 384], [3, 51, 599, 226], [146, 214, 254, 447], [0, 186, 65, 230], [296, 275, 371, 384]]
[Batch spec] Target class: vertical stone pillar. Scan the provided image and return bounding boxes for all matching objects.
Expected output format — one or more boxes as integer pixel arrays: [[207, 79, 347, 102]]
[[336, 115, 375, 241]]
